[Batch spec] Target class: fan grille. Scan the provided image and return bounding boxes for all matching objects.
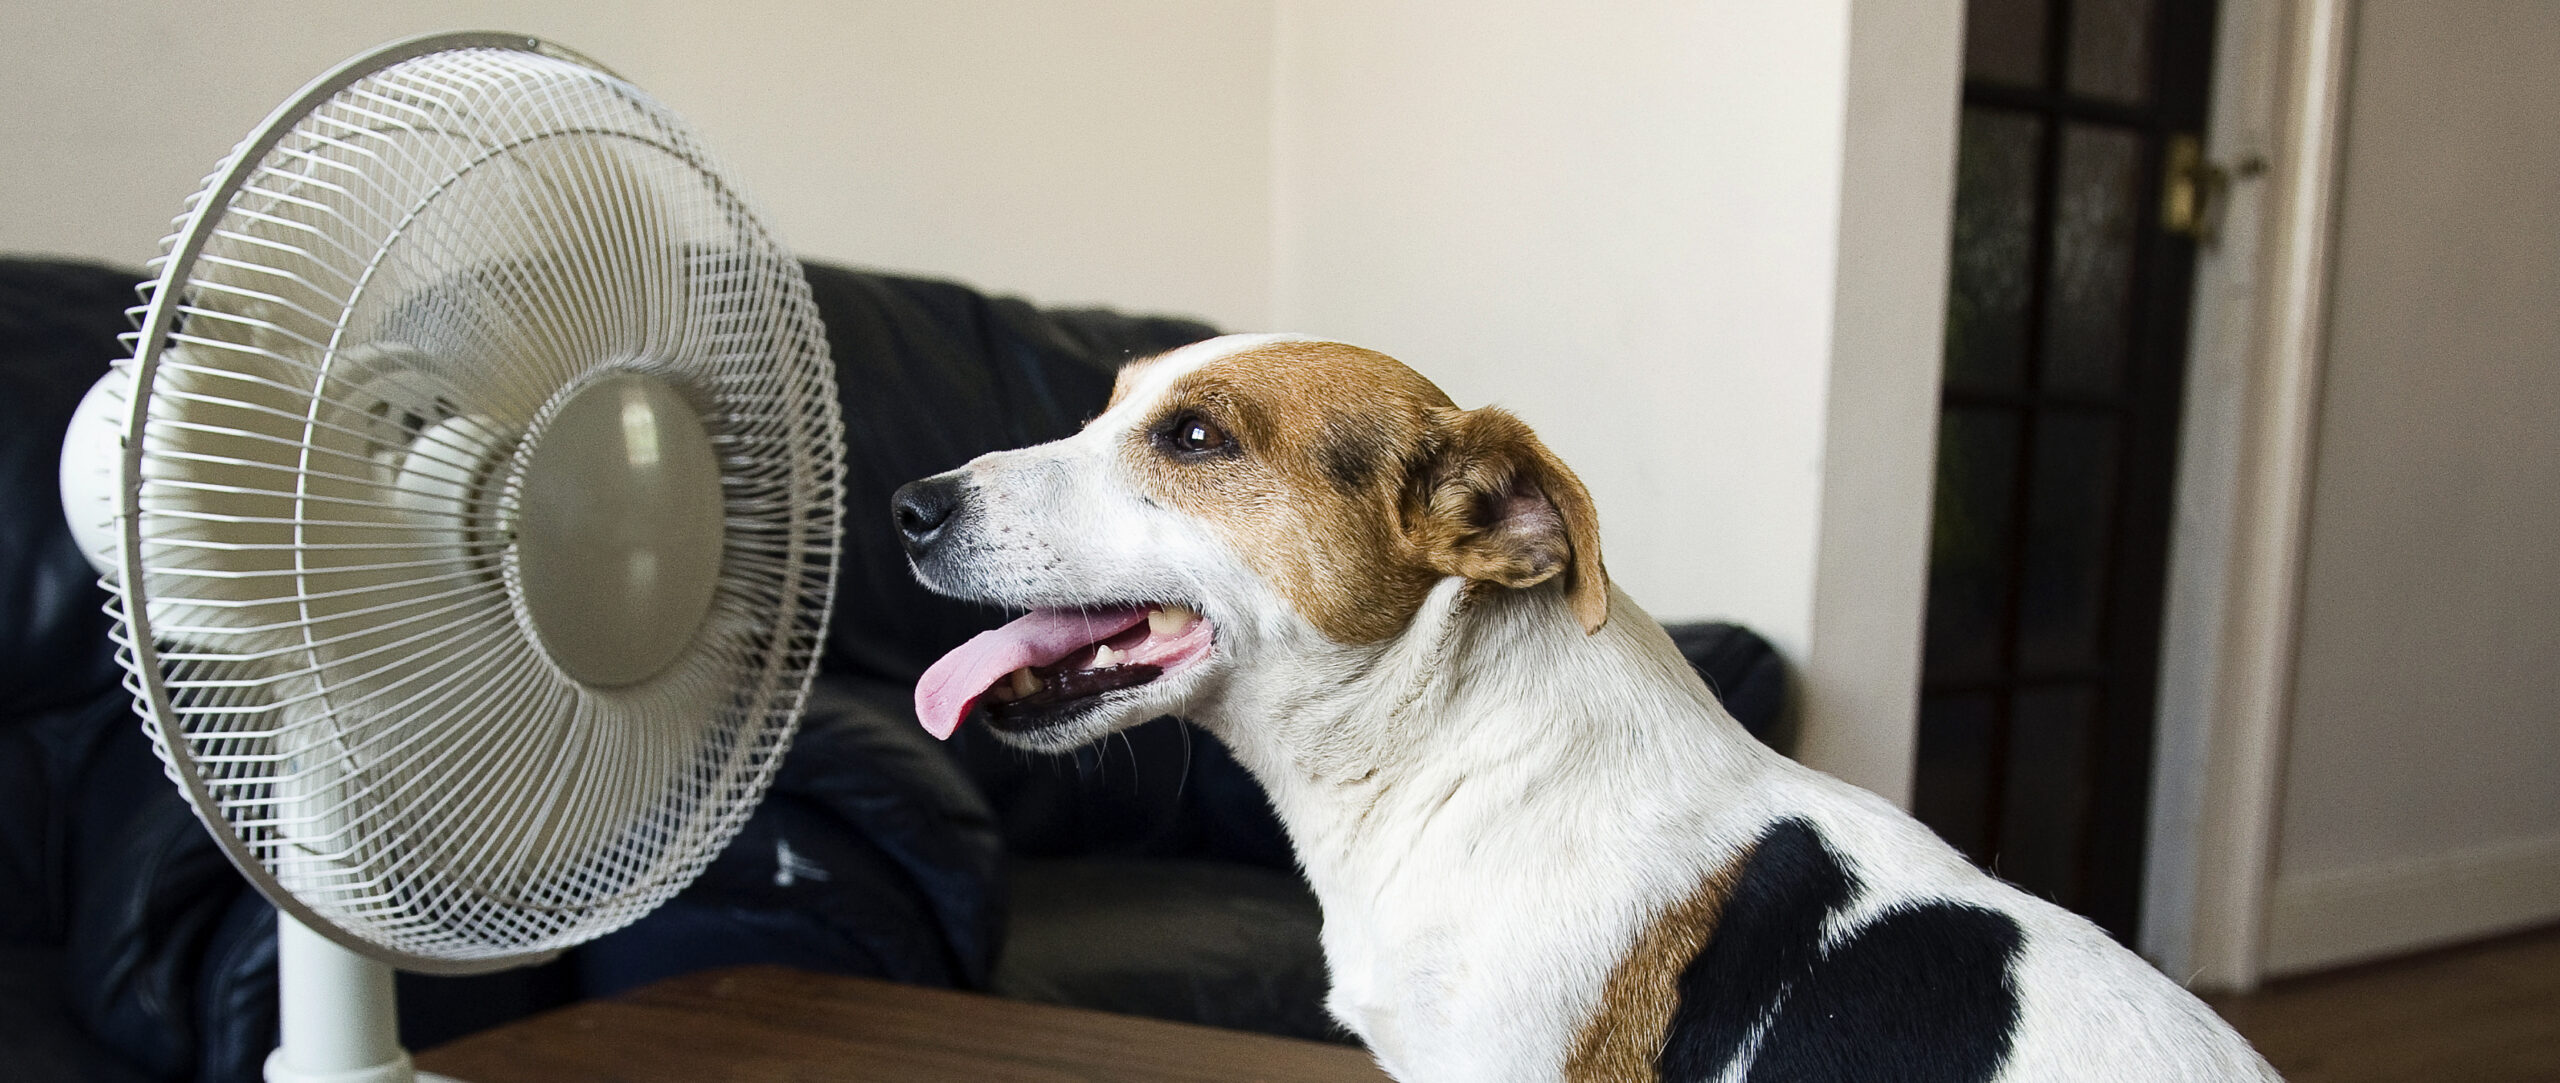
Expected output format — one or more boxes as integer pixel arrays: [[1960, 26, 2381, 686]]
[[100, 40, 843, 970]]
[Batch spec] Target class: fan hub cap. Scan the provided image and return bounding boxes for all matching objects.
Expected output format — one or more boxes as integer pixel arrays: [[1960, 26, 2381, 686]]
[[514, 372, 725, 688]]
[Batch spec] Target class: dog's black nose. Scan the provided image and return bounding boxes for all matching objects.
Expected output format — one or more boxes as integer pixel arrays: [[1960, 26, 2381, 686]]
[[892, 474, 966, 554]]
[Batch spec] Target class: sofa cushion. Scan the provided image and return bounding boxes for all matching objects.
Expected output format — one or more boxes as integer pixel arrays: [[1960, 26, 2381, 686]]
[[61, 739, 239, 1080], [581, 671, 1010, 994], [1665, 621, 1789, 748], [0, 944, 160, 1083], [990, 857, 1340, 1043]]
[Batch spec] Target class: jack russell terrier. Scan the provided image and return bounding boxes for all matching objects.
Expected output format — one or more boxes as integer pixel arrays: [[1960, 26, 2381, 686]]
[[893, 335, 2277, 1082]]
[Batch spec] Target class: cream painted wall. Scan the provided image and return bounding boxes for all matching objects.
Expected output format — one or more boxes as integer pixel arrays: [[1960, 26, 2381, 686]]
[[1800, 0, 1965, 803], [1272, 0, 1960, 799], [4, 1, 1963, 801], [1274, 0, 1845, 643], [2265, 0, 2560, 975], [0, 0, 1276, 328]]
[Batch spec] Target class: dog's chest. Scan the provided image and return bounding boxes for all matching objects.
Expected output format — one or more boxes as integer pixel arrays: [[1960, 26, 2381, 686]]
[[1276, 725, 1753, 1078], [1305, 819, 1659, 1083], [1319, 887, 1595, 1083]]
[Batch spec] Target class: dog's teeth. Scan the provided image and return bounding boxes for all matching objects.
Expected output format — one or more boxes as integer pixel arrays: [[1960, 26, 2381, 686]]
[[1008, 667, 1040, 698], [1148, 604, 1198, 636], [1091, 644, 1123, 667]]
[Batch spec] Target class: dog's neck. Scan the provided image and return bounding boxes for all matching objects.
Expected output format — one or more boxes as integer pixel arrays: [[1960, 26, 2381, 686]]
[[1198, 578, 1776, 887]]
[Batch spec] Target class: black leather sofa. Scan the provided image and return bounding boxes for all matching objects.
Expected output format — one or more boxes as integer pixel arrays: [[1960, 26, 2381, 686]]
[[0, 256, 1785, 1082]]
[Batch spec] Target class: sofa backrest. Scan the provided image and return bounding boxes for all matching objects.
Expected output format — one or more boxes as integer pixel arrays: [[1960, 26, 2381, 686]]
[[0, 258, 148, 946]]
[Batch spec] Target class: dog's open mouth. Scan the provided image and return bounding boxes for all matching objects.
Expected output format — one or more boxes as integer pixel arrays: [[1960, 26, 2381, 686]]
[[914, 603, 1213, 739]]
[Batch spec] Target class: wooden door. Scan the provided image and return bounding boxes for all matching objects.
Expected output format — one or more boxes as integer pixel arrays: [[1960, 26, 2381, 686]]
[[1915, 0, 2222, 941]]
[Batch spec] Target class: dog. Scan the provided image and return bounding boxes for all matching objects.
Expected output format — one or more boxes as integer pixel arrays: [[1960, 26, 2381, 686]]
[[892, 335, 2278, 1082]]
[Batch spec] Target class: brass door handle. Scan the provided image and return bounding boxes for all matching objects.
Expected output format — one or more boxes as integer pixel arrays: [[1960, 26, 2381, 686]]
[[2162, 133, 2266, 245]]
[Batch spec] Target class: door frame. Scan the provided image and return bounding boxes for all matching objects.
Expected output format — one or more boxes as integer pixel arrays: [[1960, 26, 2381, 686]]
[[2138, 0, 2354, 992]]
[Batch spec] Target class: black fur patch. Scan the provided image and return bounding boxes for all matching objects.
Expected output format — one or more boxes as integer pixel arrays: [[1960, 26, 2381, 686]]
[[1657, 818, 2024, 1083], [1317, 413, 1390, 493]]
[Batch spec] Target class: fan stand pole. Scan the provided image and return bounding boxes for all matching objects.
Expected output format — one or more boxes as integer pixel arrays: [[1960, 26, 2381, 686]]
[[267, 915, 448, 1083]]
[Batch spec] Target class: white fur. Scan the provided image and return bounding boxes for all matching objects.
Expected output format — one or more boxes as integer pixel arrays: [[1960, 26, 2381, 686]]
[[910, 335, 2278, 1082]]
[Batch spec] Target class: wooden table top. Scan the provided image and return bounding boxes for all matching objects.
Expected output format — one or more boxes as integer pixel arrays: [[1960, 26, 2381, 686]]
[[416, 965, 1393, 1083]]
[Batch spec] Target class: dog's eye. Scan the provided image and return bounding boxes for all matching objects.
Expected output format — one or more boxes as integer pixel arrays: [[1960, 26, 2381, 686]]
[[1163, 413, 1231, 456]]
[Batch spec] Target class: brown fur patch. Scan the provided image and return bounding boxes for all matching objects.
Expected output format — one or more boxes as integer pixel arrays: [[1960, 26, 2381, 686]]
[[1564, 853, 1751, 1082], [1122, 341, 1455, 643], [1117, 340, 1610, 643]]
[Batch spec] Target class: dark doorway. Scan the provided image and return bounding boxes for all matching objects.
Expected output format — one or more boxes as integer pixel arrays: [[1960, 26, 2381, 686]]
[[1914, 0, 2220, 941]]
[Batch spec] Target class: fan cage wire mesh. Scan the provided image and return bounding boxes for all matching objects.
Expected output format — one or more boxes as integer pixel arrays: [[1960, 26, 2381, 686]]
[[95, 33, 845, 973]]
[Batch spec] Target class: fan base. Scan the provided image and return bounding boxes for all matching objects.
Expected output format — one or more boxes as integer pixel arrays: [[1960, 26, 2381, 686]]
[[269, 915, 468, 1083]]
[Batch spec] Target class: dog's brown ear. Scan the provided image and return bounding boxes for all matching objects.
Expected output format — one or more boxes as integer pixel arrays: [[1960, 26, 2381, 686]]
[[1407, 407, 1610, 633]]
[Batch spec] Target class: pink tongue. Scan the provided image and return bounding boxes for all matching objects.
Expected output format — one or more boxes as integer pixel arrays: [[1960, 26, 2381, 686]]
[[914, 605, 1153, 739]]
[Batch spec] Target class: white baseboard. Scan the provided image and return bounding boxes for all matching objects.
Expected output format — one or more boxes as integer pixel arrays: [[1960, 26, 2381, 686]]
[[2265, 831, 2560, 977]]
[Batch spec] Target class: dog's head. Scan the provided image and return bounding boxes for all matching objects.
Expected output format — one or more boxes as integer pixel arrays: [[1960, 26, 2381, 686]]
[[895, 334, 1607, 751]]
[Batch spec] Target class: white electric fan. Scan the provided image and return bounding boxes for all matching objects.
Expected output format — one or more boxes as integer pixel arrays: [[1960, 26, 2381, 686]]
[[56, 32, 844, 1083]]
